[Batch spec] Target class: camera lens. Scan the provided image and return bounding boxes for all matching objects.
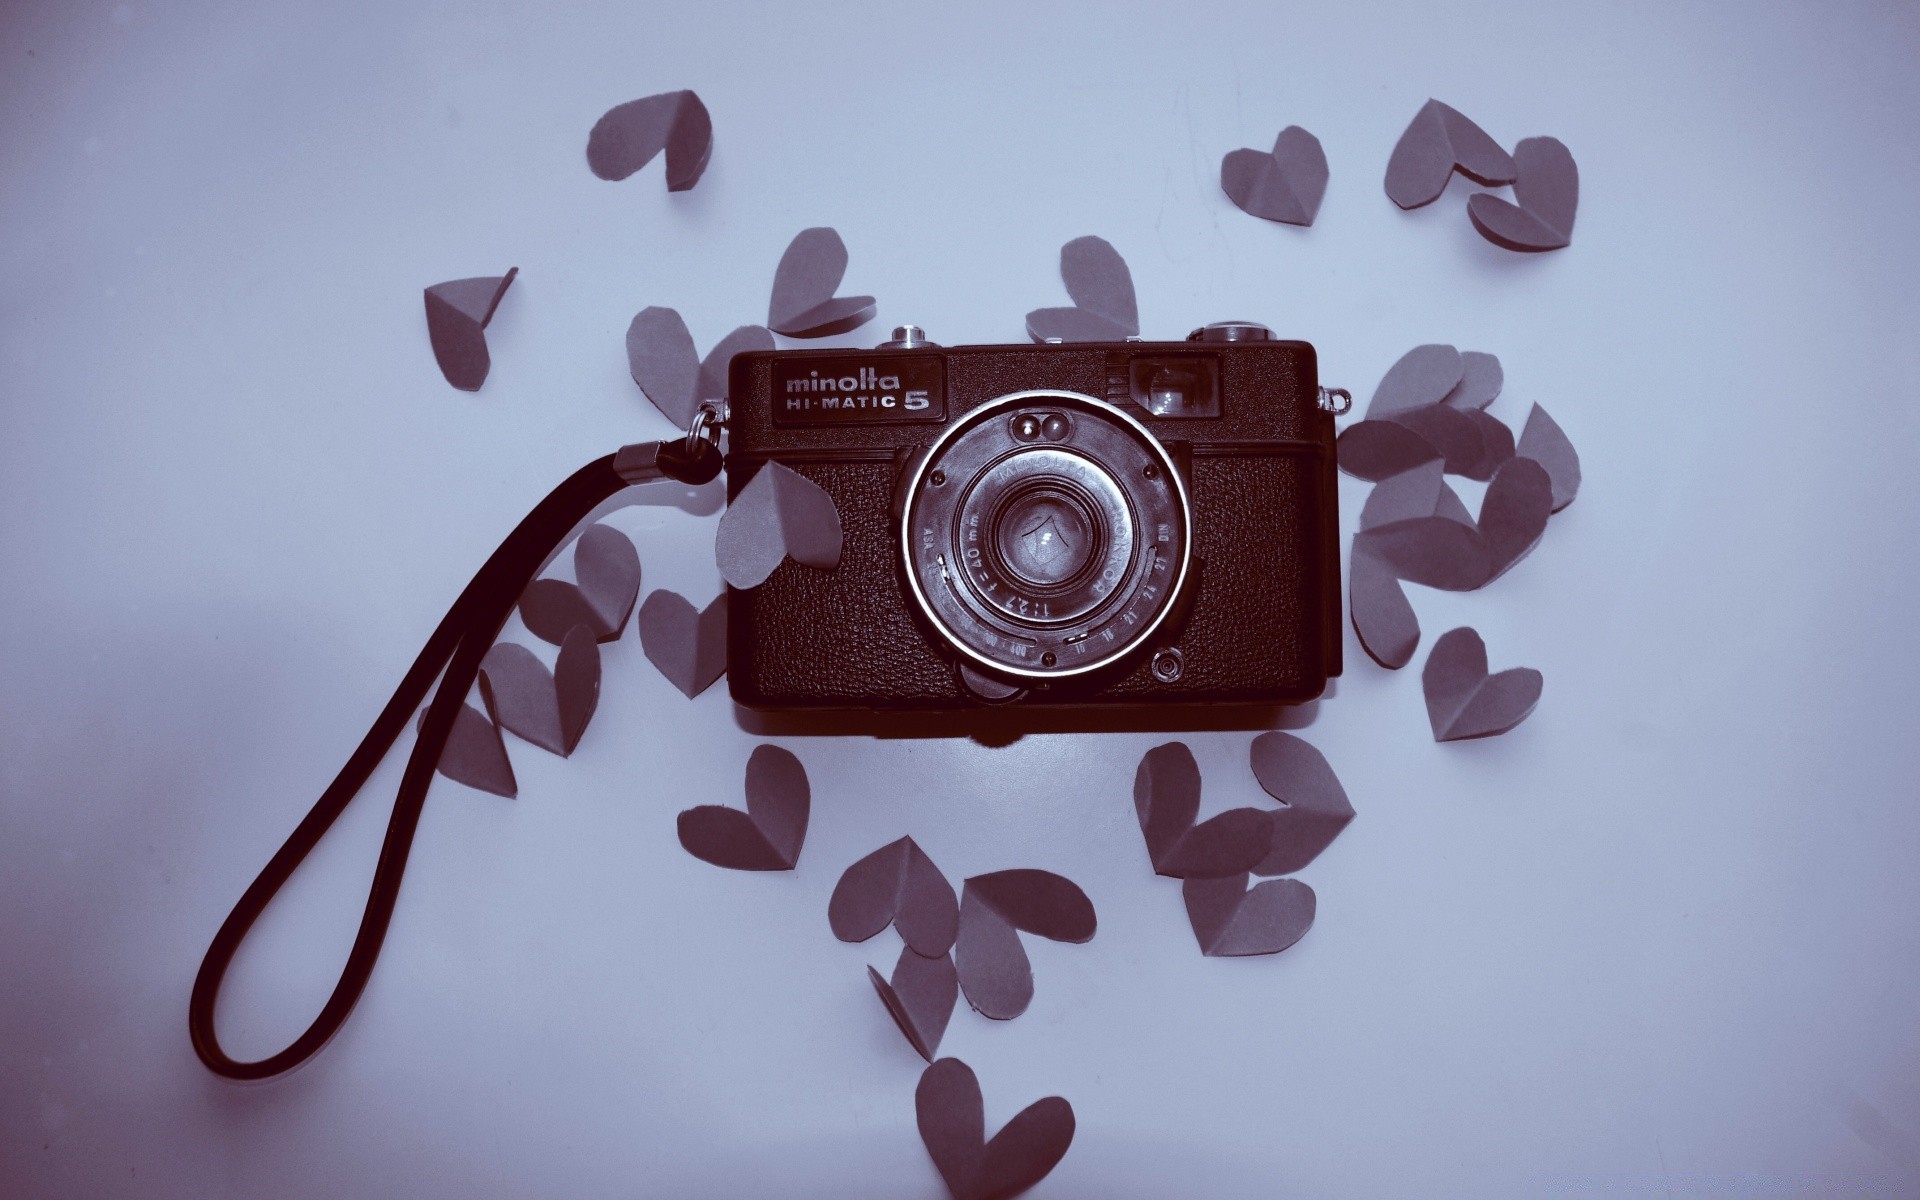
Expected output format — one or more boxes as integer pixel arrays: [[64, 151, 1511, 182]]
[[995, 486, 1094, 587], [899, 391, 1191, 681]]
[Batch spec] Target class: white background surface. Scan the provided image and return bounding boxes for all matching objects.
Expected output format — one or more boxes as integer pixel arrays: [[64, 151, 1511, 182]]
[[4, 1, 1919, 1197]]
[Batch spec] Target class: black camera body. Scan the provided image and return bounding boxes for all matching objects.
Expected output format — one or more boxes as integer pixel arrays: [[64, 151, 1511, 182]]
[[723, 324, 1341, 712]]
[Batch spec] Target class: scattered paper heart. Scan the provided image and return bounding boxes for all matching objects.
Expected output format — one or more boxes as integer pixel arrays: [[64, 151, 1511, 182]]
[[627, 307, 775, 430], [585, 89, 712, 192], [870, 945, 959, 1063], [1443, 350, 1504, 410], [1366, 344, 1464, 418], [1133, 741, 1274, 879], [1248, 732, 1355, 876], [637, 589, 726, 699], [1423, 626, 1543, 741], [430, 702, 516, 798], [1516, 403, 1581, 511], [916, 1057, 1075, 1200], [1025, 235, 1139, 342], [1383, 99, 1516, 210], [675, 744, 810, 871], [1353, 514, 1493, 592], [953, 870, 1096, 1021], [518, 523, 640, 645], [1350, 543, 1421, 670], [1220, 125, 1329, 226], [1336, 419, 1443, 482], [1468, 136, 1579, 252], [714, 460, 843, 589], [1183, 873, 1317, 957], [829, 836, 959, 958], [424, 268, 517, 392], [1477, 455, 1554, 584], [767, 227, 876, 338], [478, 626, 600, 757]]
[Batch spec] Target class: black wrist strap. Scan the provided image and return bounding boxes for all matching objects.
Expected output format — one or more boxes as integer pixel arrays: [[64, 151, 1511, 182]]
[[189, 439, 721, 1080]]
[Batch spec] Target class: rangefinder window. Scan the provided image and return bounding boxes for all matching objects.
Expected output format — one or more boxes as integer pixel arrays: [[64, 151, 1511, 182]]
[[1128, 355, 1220, 418]]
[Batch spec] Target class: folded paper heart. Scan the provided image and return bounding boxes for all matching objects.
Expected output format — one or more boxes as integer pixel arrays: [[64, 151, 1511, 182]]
[[637, 589, 726, 699], [953, 870, 1096, 1021], [1358, 460, 1471, 532], [1423, 626, 1543, 741], [714, 460, 843, 589], [1247, 732, 1354, 877], [829, 835, 960, 958], [1025, 235, 1139, 343], [1336, 420, 1443, 482], [1444, 350, 1504, 411], [767, 227, 876, 338], [428, 702, 516, 798], [626, 306, 774, 429], [517, 523, 641, 645], [1468, 136, 1579, 252], [1220, 125, 1328, 226], [1350, 545, 1421, 669], [1516, 403, 1581, 511], [1133, 741, 1273, 879], [1354, 454, 1551, 591], [424, 268, 517, 392], [1183, 873, 1317, 957], [585, 89, 712, 192], [869, 944, 958, 1062], [1366, 343, 1464, 419], [1384, 98, 1516, 210], [675, 744, 810, 870], [916, 1057, 1076, 1200], [477, 627, 600, 757]]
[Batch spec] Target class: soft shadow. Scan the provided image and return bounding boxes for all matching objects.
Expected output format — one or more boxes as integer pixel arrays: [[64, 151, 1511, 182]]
[[733, 697, 1323, 746]]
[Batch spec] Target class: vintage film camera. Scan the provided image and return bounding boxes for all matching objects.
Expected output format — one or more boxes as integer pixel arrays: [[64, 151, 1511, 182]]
[[724, 322, 1344, 710]]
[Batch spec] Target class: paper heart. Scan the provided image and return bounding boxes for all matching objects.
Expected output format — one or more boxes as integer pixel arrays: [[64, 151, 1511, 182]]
[[953, 870, 1096, 1021], [766, 227, 876, 338], [1350, 543, 1421, 669], [1477, 455, 1554, 583], [714, 460, 843, 589], [1443, 350, 1504, 411], [637, 589, 726, 699], [518, 523, 641, 645], [429, 702, 516, 798], [1025, 235, 1139, 342], [424, 268, 517, 392], [1358, 460, 1471, 532], [1516, 403, 1581, 512], [915, 1057, 1076, 1200], [1423, 626, 1543, 742], [1220, 125, 1328, 226], [477, 627, 600, 757], [1133, 741, 1273, 879], [1468, 136, 1579, 252], [1384, 99, 1516, 210], [1248, 732, 1354, 876], [1386, 403, 1486, 476], [585, 89, 712, 192], [1336, 420, 1443, 482], [1366, 344, 1463, 419], [828, 836, 959, 958], [1353, 513, 1492, 592], [1183, 873, 1317, 957], [869, 944, 958, 1062], [627, 306, 775, 430], [675, 744, 810, 870]]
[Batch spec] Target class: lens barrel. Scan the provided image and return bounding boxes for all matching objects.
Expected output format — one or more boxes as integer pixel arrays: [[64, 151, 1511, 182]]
[[899, 391, 1191, 680]]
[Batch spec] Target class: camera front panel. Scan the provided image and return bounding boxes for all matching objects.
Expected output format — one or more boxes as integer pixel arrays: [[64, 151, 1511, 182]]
[[724, 339, 1339, 711]]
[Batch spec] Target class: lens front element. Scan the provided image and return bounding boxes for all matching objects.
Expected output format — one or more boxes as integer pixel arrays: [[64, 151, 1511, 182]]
[[900, 391, 1191, 680]]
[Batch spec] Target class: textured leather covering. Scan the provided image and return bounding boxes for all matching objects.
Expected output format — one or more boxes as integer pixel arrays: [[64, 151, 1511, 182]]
[[725, 340, 1339, 710]]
